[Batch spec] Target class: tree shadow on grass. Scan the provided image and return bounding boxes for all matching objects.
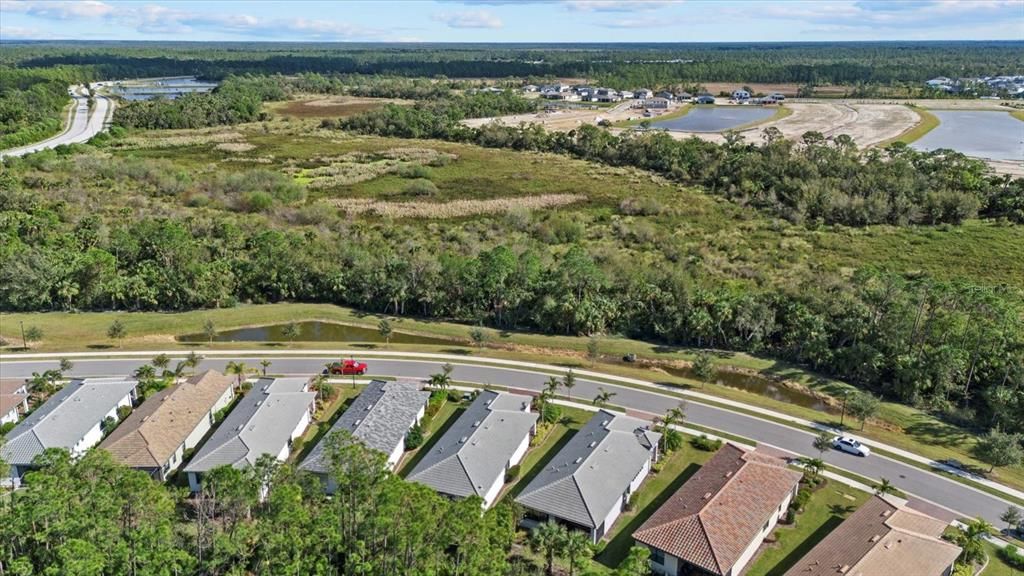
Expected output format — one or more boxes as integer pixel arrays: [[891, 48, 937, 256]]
[[397, 406, 465, 478], [596, 462, 701, 569], [440, 348, 472, 355], [905, 417, 972, 448], [763, 515, 845, 576], [86, 344, 114, 350], [505, 429, 577, 501]]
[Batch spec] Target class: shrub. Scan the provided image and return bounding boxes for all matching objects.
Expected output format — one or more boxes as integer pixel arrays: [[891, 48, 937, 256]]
[[395, 164, 431, 179], [243, 191, 275, 212], [0, 421, 16, 436], [405, 423, 424, 451], [541, 402, 562, 424], [999, 545, 1024, 570], [447, 390, 462, 403], [116, 405, 133, 421], [619, 197, 664, 216], [505, 464, 521, 483], [690, 434, 723, 452], [404, 178, 439, 196]]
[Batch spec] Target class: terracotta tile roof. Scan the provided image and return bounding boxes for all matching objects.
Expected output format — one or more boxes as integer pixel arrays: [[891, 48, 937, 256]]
[[0, 379, 28, 415], [633, 444, 802, 576], [782, 495, 961, 576], [100, 370, 233, 469]]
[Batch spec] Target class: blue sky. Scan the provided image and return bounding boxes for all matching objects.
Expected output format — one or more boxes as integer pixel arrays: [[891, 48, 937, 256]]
[[1, 0, 1022, 42]]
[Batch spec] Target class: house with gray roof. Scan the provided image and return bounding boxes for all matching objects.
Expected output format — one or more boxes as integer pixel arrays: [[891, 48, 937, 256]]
[[183, 376, 315, 493], [516, 410, 661, 542], [99, 370, 234, 481], [300, 379, 430, 491], [1, 377, 138, 487], [406, 390, 537, 509]]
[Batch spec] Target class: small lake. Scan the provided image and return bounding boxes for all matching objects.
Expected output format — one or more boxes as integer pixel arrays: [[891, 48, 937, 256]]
[[111, 77, 219, 101], [911, 111, 1023, 161], [664, 366, 833, 412], [177, 321, 458, 345], [652, 106, 776, 133]]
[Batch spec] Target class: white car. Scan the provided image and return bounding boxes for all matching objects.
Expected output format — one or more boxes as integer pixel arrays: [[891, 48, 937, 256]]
[[832, 436, 871, 457]]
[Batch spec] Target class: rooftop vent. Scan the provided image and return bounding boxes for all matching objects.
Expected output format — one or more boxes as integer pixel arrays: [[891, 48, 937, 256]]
[[702, 492, 712, 500], [473, 420, 481, 427], [588, 441, 597, 448], [574, 457, 583, 464], [839, 566, 850, 574], [724, 471, 733, 478], [869, 534, 881, 543], [459, 436, 468, 444], [354, 419, 362, 426], [882, 510, 892, 517]]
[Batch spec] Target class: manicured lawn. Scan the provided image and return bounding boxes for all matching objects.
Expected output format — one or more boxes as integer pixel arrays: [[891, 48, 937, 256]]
[[289, 384, 364, 464], [503, 406, 593, 501], [595, 440, 715, 569], [878, 105, 939, 145], [744, 480, 871, 576], [397, 400, 463, 477]]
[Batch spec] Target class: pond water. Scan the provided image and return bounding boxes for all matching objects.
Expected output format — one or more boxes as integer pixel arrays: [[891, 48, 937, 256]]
[[651, 106, 776, 133], [178, 321, 458, 345], [664, 366, 833, 412], [111, 77, 219, 101], [911, 111, 1023, 161]]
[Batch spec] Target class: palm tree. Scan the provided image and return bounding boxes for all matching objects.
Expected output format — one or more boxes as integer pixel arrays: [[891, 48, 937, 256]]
[[874, 477, 897, 496], [377, 319, 392, 347], [281, 322, 300, 344], [134, 364, 156, 381], [184, 351, 203, 375], [164, 361, 186, 381], [260, 359, 272, 376], [545, 376, 561, 397], [152, 353, 171, 372], [798, 456, 825, 480], [58, 357, 74, 374], [429, 363, 454, 392], [562, 369, 576, 400], [226, 361, 248, 393], [592, 387, 616, 408], [953, 517, 994, 566], [562, 530, 593, 576], [529, 521, 567, 576], [813, 430, 834, 456]]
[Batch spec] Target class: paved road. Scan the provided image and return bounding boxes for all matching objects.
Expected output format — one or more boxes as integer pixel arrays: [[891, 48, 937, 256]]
[[0, 86, 113, 158], [1, 355, 1012, 523]]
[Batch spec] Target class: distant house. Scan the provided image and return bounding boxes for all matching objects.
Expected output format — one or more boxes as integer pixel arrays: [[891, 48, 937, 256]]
[[522, 84, 539, 92], [301, 379, 430, 491], [541, 90, 580, 101], [635, 89, 654, 99], [675, 92, 692, 101], [637, 97, 670, 109], [1, 379, 30, 425], [782, 495, 962, 576], [183, 377, 315, 493], [926, 76, 953, 87], [99, 370, 234, 481], [695, 94, 716, 104], [620, 90, 634, 99], [1, 377, 138, 487], [633, 444, 802, 576], [655, 91, 675, 100], [731, 89, 751, 101], [770, 92, 786, 101], [594, 88, 621, 102], [516, 410, 660, 543], [407, 390, 537, 509]]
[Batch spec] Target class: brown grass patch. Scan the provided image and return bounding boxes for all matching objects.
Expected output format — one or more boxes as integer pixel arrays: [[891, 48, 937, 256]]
[[275, 96, 412, 118], [331, 193, 585, 219], [215, 142, 256, 153]]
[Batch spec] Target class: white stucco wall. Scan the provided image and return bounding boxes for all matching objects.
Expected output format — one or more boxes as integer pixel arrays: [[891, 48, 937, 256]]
[[1, 408, 19, 425], [727, 488, 795, 576], [290, 407, 312, 442], [213, 387, 234, 412], [185, 415, 213, 451], [629, 457, 652, 494], [509, 431, 530, 468], [599, 498, 623, 541], [188, 472, 202, 493], [481, 470, 505, 509], [649, 548, 679, 576], [387, 440, 405, 469]]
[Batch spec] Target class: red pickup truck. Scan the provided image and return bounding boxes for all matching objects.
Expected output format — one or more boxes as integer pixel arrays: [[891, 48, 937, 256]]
[[325, 359, 368, 375]]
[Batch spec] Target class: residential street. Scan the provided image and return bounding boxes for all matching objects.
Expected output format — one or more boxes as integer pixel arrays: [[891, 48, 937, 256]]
[[1, 354, 1014, 524]]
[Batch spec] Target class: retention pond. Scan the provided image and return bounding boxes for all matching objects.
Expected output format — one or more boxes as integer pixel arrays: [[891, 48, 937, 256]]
[[651, 105, 776, 132], [178, 321, 458, 345], [911, 110, 1023, 162]]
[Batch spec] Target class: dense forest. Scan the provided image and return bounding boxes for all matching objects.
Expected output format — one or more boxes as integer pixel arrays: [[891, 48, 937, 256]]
[[0, 66, 87, 149], [1, 162, 1021, 434], [4, 41, 1022, 86], [113, 75, 535, 130], [0, 433, 560, 576], [336, 107, 1024, 226]]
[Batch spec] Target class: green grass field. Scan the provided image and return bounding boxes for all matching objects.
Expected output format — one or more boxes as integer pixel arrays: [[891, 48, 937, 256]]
[[744, 481, 871, 576], [879, 105, 940, 146]]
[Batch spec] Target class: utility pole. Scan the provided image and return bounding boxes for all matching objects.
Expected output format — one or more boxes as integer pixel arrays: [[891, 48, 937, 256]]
[[20, 321, 26, 350]]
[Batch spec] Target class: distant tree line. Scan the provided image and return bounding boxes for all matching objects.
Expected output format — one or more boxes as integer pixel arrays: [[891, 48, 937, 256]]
[[0, 66, 89, 149], [334, 110, 1024, 227], [5, 41, 1022, 86]]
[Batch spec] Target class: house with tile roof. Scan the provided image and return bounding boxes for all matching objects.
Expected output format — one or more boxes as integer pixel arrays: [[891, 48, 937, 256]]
[[300, 379, 430, 491], [1, 377, 138, 487], [99, 370, 234, 481], [782, 495, 961, 576], [1, 379, 30, 426], [633, 443, 802, 576], [183, 377, 315, 493], [406, 390, 537, 509], [516, 410, 660, 543]]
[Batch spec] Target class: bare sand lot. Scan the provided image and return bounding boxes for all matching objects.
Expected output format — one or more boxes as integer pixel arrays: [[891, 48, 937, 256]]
[[462, 101, 645, 131]]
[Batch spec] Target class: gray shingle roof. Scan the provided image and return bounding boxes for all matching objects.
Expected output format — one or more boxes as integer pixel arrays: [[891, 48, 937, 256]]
[[515, 410, 660, 528], [407, 390, 537, 499], [1, 378, 138, 466], [183, 378, 315, 473], [300, 379, 430, 474]]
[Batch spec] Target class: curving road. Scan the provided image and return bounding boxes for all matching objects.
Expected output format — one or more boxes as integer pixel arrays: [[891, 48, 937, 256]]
[[0, 85, 113, 159], [0, 355, 1014, 524]]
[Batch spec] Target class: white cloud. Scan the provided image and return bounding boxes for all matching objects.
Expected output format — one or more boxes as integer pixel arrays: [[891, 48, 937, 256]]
[[759, 0, 1022, 29], [0, 24, 51, 38], [2, 0, 114, 19], [565, 0, 681, 11], [432, 9, 504, 28]]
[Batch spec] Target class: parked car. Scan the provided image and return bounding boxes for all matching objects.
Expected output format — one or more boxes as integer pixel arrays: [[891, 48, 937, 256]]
[[832, 436, 871, 457], [325, 359, 368, 375]]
